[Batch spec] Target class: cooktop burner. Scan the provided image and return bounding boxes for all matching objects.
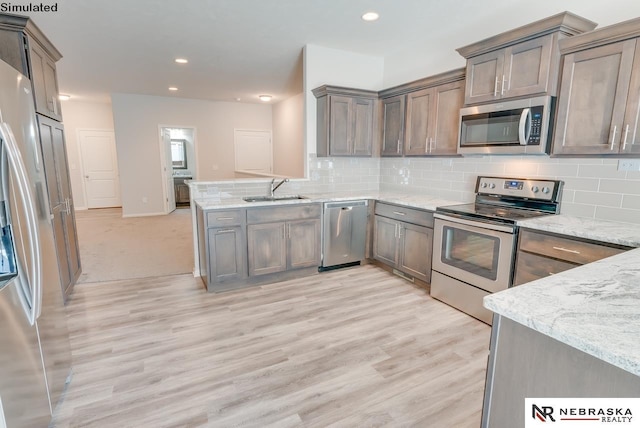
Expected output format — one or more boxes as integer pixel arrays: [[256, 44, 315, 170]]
[[436, 176, 564, 224]]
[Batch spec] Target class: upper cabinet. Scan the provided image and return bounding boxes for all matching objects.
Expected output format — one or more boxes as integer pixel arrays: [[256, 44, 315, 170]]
[[0, 14, 63, 121], [379, 69, 465, 157], [313, 86, 377, 157], [552, 18, 640, 156], [457, 12, 597, 106]]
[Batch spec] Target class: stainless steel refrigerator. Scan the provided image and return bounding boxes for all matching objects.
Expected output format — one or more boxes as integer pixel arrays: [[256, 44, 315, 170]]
[[0, 58, 72, 426]]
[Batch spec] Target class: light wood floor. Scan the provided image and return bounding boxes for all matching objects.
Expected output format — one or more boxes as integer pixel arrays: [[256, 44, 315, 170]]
[[52, 266, 490, 427]]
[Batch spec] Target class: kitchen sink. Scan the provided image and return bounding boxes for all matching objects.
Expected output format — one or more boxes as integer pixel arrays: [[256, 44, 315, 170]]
[[242, 195, 308, 203]]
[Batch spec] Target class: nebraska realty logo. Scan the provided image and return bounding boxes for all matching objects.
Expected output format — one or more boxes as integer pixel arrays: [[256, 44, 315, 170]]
[[525, 398, 640, 427]]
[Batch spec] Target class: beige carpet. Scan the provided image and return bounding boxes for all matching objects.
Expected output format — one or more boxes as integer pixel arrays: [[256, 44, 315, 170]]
[[75, 207, 194, 283]]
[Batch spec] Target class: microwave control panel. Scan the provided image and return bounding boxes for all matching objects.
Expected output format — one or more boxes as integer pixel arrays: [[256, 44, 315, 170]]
[[476, 176, 562, 201], [527, 106, 544, 144]]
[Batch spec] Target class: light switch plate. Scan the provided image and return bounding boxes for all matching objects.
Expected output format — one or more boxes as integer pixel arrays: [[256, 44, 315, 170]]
[[617, 159, 640, 171]]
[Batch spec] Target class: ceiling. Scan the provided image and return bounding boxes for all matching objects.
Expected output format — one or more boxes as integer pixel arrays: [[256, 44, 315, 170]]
[[22, 0, 640, 104]]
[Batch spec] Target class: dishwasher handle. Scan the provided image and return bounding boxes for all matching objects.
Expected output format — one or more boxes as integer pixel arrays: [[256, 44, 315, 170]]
[[324, 200, 368, 209]]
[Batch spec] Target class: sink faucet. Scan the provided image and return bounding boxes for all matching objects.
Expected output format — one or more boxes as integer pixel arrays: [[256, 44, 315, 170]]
[[269, 178, 289, 197]]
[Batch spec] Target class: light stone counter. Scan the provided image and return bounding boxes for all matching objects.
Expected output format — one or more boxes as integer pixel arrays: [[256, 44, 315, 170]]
[[195, 190, 461, 213], [517, 215, 640, 248], [484, 247, 640, 377]]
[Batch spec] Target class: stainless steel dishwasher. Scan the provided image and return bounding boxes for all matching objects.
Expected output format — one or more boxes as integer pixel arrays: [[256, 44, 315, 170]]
[[320, 200, 368, 271]]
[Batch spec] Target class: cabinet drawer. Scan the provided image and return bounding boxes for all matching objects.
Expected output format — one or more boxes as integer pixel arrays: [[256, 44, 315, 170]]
[[206, 209, 245, 227], [247, 203, 321, 224], [513, 251, 578, 286], [519, 229, 628, 265], [375, 202, 434, 228]]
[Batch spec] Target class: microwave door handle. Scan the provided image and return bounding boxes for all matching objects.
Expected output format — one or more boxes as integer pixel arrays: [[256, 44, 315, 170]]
[[518, 108, 531, 145], [0, 123, 42, 324]]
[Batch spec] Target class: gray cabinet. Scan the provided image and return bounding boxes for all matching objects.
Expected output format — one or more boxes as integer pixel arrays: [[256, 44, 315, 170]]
[[38, 117, 81, 300], [381, 95, 406, 156], [0, 14, 63, 121], [380, 69, 465, 158], [196, 207, 248, 291], [552, 22, 640, 155], [173, 177, 190, 205], [313, 86, 377, 157], [372, 202, 434, 283], [247, 204, 321, 277], [456, 12, 596, 105]]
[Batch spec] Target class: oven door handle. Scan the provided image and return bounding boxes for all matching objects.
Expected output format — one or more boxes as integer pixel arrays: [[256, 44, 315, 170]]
[[518, 108, 531, 145], [434, 213, 515, 234]]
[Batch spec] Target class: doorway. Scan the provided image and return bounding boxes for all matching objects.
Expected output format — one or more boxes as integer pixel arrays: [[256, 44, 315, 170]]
[[77, 129, 121, 209], [158, 126, 197, 214]]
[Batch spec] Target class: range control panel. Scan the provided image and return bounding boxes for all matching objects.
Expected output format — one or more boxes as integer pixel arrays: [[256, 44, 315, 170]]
[[476, 176, 562, 201]]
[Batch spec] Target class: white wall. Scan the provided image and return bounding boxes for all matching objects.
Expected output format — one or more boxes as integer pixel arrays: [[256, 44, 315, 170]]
[[111, 93, 272, 216], [303, 45, 385, 161], [60, 100, 116, 209], [272, 93, 304, 178]]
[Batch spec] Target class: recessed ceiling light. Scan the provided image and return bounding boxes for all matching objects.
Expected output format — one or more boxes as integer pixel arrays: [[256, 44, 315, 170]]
[[168, 87, 178, 91], [175, 58, 188, 64], [58, 94, 71, 101], [361, 11, 379, 21], [259, 95, 272, 102], [236, 97, 241, 102]]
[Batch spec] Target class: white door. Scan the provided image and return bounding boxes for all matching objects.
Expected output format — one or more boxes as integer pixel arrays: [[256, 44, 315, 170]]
[[234, 129, 272, 174], [161, 128, 176, 213], [78, 129, 121, 208]]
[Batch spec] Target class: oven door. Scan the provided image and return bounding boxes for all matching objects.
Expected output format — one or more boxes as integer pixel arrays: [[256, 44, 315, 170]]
[[432, 214, 516, 293]]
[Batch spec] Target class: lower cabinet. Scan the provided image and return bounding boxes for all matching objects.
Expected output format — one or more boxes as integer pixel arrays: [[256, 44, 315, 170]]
[[247, 208, 321, 277], [197, 203, 321, 292], [513, 229, 631, 286], [372, 203, 434, 283]]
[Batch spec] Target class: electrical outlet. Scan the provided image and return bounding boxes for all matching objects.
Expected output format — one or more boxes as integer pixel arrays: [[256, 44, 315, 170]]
[[617, 159, 640, 171], [142, 196, 148, 203]]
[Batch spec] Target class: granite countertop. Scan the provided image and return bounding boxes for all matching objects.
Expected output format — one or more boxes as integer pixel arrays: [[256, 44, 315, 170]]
[[517, 215, 640, 248], [484, 248, 640, 377], [194, 190, 461, 212]]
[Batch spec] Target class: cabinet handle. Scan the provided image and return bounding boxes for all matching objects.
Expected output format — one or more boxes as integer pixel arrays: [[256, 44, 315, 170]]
[[288, 224, 291, 239], [552, 246, 580, 255], [397, 139, 401, 153], [392, 211, 406, 216], [425, 137, 429, 153], [610, 125, 618, 150], [216, 229, 235, 234], [549, 272, 556, 275], [394, 223, 398, 238], [622, 124, 630, 151], [216, 217, 234, 221], [51, 96, 58, 115], [501, 75, 508, 95], [494, 77, 500, 97]]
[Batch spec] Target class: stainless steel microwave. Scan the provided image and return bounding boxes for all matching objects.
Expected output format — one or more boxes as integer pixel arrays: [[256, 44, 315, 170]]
[[458, 96, 555, 155]]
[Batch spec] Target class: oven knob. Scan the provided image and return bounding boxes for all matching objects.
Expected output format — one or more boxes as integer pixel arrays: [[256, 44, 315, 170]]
[[542, 187, 550, 194], [489, 183, 496, 189], [531, 186, 539, 193], [481, 182, 488, 188]]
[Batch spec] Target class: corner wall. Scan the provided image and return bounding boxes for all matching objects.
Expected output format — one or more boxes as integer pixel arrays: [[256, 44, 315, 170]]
[[272, 93, 304, 178]]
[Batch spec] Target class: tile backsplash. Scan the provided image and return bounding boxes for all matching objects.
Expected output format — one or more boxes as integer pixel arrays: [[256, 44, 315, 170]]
[[380, 156, 640, 224], [191, 154, 640, 225]]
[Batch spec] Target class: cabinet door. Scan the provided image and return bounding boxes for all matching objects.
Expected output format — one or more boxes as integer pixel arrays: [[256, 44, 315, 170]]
[[404, 88, 432, 156], [208, 227, 247, 284], [398, 223, 432, 283], [430, 80, 464, 156], [29, 42, 62, 121], [553, 40, 636, 155], [287, 219, 321, 270], [372, 216, 398, 266], [503, 34, 553, 99], [621, 39, 640, 155], [381, 95, 405, 156], [247, 223, 286, 276], [352, 97, 374, 156], [328, 95, 352, 155], [465, 50, 504, 105]]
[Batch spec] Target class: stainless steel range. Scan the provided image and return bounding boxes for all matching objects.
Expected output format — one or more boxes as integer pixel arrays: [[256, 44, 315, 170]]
[[431, 176, 563, 324]]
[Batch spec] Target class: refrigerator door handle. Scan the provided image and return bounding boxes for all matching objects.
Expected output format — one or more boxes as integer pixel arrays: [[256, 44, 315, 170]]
[[0, 122, 42, 324]]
